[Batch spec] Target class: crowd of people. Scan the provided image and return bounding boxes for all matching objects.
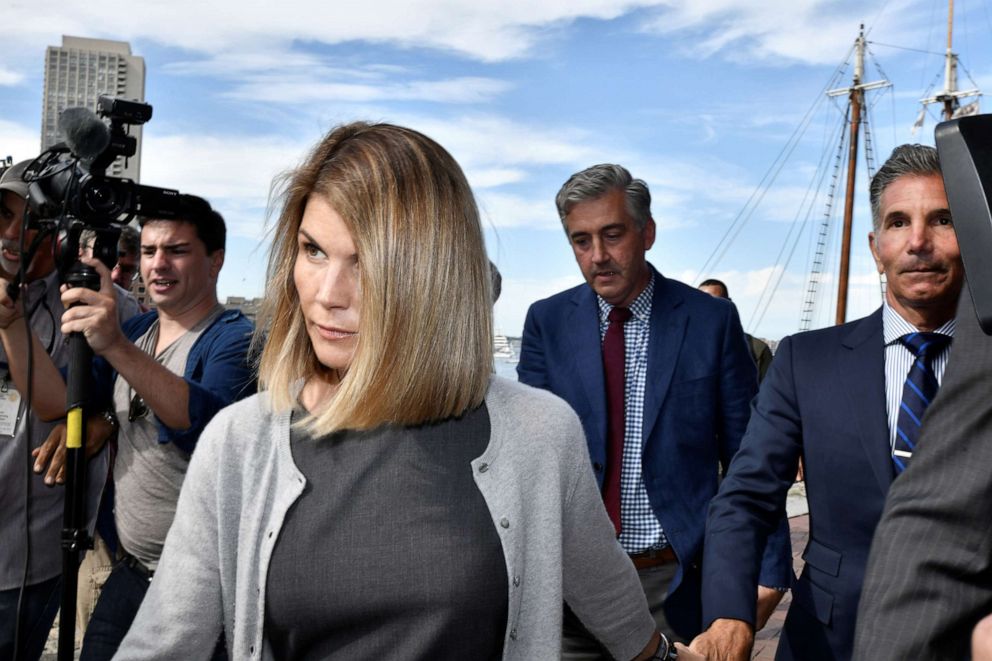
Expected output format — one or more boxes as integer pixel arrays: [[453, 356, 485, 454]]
[[0, 122, 989, 661]]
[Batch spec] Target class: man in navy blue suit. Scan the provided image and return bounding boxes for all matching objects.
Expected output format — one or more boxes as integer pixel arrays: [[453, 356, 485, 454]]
[[517, 164, 792, 656], [690, 144, 964, 661]]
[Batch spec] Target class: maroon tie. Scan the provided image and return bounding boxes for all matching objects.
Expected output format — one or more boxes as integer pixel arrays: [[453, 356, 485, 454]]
[[602, 306, 631, 535]]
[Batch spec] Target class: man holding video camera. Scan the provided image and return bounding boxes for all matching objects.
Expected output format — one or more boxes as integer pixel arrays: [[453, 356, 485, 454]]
[[0, 160, 142, 661], [65, 197, 255, 660]]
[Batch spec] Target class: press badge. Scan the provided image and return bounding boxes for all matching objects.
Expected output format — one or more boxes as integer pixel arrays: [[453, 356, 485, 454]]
[[0, 385, 20, 437]]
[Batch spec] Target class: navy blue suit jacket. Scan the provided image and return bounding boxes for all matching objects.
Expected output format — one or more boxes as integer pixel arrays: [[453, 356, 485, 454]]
[[518, 267, 793, 638], [703, 309, 892, 660]]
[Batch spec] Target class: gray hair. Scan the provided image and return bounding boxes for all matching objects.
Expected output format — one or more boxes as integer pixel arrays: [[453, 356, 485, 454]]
[[869, 144, 942, 231], [555, 163, 652, 231], [118, 224, 140, 257]]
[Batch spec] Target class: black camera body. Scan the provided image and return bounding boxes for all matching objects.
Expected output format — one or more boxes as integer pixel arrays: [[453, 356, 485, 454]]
[[935, 115, 992, 335], [20, 96, 183, 283]]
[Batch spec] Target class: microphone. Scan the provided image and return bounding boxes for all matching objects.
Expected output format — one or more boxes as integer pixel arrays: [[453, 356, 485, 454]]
[[58, 107, 111, 162]]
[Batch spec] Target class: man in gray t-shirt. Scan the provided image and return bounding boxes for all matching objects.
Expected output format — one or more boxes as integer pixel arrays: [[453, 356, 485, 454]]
[[18, 196, 255, 660], [110, 305, 224, 571]]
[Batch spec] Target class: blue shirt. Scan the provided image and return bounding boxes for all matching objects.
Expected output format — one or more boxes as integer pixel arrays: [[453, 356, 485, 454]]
[[93, 308, 257, 454]]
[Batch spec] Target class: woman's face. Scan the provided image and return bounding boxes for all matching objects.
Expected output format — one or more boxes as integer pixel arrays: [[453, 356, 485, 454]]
[[294, 194, 361, 374]]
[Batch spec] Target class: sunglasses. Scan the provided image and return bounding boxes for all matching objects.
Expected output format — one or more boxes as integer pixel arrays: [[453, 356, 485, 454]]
[[128, 393, 148, 422]]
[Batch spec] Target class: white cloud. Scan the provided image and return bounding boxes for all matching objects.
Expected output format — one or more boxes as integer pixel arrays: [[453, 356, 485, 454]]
[[0, 120, 40, 163], [642, 0, 928, 66], [478, 191, 558, 230], [671, 263, 884, 340], [3, 0, 920, 71], [224, 76, 511, 105], [1, 0, 659, 64], [138, 132, 309, 239], [164, 49, 513, 105], [0, 68, 24, 86], [493, 274, 583, 336]]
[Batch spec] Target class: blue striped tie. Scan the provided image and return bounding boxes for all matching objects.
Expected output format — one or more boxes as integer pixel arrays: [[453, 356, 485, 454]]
[[893, 332, 951, 473]]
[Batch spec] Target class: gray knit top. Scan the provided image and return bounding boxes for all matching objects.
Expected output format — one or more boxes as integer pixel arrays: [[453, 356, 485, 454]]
[[115, 376, 656, 661]]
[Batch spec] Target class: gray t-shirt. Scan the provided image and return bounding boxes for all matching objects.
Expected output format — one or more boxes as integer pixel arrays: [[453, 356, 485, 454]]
[[113, 304, 224, 570], [0, 272, 141, 589]]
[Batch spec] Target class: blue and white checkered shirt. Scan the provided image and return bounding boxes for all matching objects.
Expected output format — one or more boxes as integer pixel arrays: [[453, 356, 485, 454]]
[[881, 302, 955, 454], [598, 275, 667, 553]]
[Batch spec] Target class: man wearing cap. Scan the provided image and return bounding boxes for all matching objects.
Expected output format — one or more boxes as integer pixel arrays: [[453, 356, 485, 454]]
[[0, 160, 141, 660]]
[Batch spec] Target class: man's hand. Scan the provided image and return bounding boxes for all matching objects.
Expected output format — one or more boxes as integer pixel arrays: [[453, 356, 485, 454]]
[[689, 618, 753, 661], [60, 256, 124, 355], [974, 613, 992, 661], [673, 643, 706, 660], [32, 414, 115, 486], [0, 278, 24, 330], [755, 585, 786, 631]]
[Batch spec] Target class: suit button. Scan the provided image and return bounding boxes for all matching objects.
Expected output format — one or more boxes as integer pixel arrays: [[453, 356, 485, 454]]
[[593, 462, 603, 472]]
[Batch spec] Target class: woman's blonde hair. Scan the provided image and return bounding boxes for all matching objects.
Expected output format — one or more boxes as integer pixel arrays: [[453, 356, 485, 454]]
[[256, 122, 493, 433]]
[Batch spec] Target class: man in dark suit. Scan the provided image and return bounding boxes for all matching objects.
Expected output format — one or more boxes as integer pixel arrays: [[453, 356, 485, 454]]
[[517, 164, 792, 656], [689, 144, 964, 661], [852, 282, 992, 660]]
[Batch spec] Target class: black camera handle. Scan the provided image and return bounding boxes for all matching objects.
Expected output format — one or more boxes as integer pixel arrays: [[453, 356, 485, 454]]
[[57, 263, 100, 661]]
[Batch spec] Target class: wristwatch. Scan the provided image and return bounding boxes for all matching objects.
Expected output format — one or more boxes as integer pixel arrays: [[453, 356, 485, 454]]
[[651, 634, 678, 660]]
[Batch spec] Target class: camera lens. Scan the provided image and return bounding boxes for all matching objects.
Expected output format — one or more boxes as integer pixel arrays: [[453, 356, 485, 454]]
[[80, 176, 129, 224]]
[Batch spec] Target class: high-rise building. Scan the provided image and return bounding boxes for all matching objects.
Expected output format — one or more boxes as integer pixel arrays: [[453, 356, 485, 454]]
[[40, 36, 146, 181]]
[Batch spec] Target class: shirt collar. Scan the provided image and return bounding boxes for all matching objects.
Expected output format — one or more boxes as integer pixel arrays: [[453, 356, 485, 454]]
[[882, 299, 956, 346], [598, 272, 655, 325]]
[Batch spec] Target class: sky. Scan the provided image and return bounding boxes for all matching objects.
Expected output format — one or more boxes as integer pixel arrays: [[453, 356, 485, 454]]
[[1, 0, 990, 340]]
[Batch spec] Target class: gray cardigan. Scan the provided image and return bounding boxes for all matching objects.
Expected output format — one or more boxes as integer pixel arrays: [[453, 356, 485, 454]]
[[115, 377, 656, 660]]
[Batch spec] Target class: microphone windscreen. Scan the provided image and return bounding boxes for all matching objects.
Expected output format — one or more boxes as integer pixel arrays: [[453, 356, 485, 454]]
[[58, 107, 111, 162]]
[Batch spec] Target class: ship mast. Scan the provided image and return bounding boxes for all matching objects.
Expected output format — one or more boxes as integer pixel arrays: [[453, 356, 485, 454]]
[[826, 26, 889, 325], [921, 0, 980, 120]]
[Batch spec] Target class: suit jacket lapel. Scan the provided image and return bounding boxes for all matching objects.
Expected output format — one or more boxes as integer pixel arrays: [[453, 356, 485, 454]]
[[840, 308, 895, 493], [568, 285, 608, 443], [641, 273, 687, 446]]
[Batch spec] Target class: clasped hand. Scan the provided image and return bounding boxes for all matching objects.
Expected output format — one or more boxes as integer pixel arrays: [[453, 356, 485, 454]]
[[59, 256, 125, 354]]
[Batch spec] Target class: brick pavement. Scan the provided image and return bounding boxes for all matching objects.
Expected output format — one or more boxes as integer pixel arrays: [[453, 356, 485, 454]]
[[751, 513, 808, 660]]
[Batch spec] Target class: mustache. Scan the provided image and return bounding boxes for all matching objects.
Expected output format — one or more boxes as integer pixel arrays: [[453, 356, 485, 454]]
[[899, 260, 946, 273]]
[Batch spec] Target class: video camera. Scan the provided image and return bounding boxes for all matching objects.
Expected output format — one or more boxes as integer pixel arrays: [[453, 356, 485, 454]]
[[936, 114, 992, 335], [14, 96, 185, 292]]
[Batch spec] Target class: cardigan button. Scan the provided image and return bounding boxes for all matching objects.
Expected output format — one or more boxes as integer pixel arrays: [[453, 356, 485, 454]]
[[592, 462, 603, 472], [509, 628, 518, 640], [512, 575, 520, 587], [500, 517, 510, 529], [478, 463, 489, 473]]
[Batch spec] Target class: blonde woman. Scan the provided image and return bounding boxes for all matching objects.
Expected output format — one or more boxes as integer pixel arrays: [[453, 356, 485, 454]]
[[115, 123, 695, 660]]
